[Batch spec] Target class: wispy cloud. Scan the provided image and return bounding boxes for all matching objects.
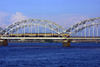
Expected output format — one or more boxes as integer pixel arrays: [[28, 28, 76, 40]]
[[0, 11, 91, 30], [61, 15, 89, 28], [34, 14, 89, 28], [0, 11, 28, 28], [0, 11, 9, 28], [54, 14, 88, 28], [10, 12, 28, 23]]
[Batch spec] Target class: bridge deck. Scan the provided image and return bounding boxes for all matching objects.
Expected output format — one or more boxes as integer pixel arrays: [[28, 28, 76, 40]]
[[1, 37, 100, 40]]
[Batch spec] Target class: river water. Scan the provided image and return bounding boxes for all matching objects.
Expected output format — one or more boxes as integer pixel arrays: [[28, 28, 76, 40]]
[[0, 43, 100, 67]]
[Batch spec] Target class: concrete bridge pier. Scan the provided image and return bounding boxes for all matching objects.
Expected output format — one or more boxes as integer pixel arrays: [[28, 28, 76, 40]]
[[63, 40, 70, 47], [0, 39, 8, 46]]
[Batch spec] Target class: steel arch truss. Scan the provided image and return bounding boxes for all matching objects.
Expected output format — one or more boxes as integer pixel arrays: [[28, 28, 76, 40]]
[[1, 19, 66, 37], [66, 17, 100, 36], [0, 27, 3, 35]]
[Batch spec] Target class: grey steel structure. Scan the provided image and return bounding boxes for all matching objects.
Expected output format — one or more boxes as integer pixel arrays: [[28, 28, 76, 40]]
[[0, 27, 3, 34], [1, 19, 66, 37], [0, 17, 100, 40], [66, 17, 100, 37]]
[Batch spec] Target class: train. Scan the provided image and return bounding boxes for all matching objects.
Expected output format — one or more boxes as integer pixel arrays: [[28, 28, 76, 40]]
[[9, 33, 69, 37]]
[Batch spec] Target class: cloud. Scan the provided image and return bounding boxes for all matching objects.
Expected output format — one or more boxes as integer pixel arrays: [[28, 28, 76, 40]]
[[0, 12, 28, 28], [10, 12, 28, 23], [0, 11, 90, 29], [61, 15, 89, 28], [36, 14, 89, 28], [0, 11, 9, 28], [54, 14, 89, 28]]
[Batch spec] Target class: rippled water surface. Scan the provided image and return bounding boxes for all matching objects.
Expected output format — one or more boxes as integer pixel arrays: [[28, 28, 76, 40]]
[[0, 43, 100, 67]]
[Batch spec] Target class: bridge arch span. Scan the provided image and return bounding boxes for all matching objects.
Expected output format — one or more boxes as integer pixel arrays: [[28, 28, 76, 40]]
[[66, 17, 100, 36], [1, 19, 66, 37], [0, 27, 3, 35]]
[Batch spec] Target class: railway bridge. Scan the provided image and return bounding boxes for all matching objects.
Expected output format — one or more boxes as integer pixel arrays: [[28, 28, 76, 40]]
[[0, 17, 100, 47]]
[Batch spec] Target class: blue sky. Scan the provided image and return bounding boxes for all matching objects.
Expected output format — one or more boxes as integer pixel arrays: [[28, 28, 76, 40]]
[[0, 0, 100, 28]]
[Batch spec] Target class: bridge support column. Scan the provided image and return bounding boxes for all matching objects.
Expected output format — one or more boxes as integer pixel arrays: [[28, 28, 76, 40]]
[[0, 39, 8, 46], [3, 39, 8, 46], [63, 40, 70, 47]]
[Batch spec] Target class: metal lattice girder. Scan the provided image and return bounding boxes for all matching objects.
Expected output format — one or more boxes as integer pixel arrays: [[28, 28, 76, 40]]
[[0, 27, 3, 31], [0, 27, 3, 35], [1, 17, 100, 37], [66, 17, 100, 36], [1, 19, 66, 37]]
